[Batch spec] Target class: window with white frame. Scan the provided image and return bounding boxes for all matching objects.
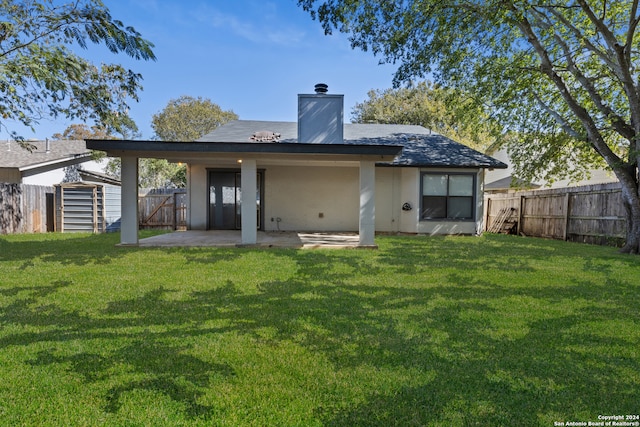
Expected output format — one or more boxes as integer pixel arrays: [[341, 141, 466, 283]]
[[421, 173, 475, 220]]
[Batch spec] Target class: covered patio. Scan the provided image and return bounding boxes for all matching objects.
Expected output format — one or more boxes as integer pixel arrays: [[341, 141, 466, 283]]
[[86, 138, 402, 249], [136, 230, 363, 249]]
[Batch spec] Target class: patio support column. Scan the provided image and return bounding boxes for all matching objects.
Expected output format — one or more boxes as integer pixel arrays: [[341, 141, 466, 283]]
[[359, 160, 376, 247], [240, 159, 257, 245], [120, 156, 139, 245]]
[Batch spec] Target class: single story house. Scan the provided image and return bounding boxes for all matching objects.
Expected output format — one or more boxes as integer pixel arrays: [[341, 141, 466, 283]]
[[87, 85, 507, 247], [0, 139, 96, 185]]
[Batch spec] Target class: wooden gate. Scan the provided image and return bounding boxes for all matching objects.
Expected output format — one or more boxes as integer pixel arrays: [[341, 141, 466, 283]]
[[139, 190, 187, 230]]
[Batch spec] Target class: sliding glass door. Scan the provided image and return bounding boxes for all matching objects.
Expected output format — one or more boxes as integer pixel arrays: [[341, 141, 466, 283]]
[[208, 170, 262, 230]]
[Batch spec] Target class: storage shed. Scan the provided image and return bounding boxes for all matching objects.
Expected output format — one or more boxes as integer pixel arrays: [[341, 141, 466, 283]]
[[54, 183, 121, 233]]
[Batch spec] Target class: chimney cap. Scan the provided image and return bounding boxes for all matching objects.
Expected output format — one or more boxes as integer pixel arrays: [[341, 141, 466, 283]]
[[314, 83, 328, 94]]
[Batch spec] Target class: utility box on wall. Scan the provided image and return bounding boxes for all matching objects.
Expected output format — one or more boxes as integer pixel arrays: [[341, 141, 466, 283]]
[[54, 183, 121, 233]]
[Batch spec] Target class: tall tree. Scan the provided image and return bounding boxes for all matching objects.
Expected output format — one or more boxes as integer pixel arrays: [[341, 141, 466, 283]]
[[144, 96, 238, 188], [151, 95, 238, 141], [299, 0, 640, 253], [103, 156, 186, 188], [52, 123, 119, 141], [0, 0, 155, 145], [352, 82, 502, 151]]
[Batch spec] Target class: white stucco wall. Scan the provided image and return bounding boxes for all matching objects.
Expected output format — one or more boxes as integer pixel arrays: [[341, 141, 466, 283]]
[[398, 167, 420, 233], [188, 163, 209, 230], [187, 163, 362, 232], [264, 165, 360, 231], [374, 166, 484, 235], [186, 162, 485, 235], [373, 167, 399, 233]]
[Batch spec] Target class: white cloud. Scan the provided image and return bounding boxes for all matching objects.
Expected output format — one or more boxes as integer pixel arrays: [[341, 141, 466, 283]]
[[194, 4, 306, 47]]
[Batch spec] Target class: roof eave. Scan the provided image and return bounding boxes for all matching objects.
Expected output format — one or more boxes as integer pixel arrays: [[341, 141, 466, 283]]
[[377, 162, 509, 169], [18, 153, 93, 177], [86, 139, 403, 161]]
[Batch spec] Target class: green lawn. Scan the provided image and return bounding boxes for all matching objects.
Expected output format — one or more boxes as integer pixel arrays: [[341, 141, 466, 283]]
[[0, 232, 638, 426]]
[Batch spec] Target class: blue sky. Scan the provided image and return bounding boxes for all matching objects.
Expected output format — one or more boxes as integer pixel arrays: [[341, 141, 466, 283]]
[[5, 0, 400, 140]]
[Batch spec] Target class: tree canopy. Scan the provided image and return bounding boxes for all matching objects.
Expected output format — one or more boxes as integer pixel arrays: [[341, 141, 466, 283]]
[[299, 0, 640, 253], [51, 122, 184, 188], [0, 0, 155, 143], [132, 96, 238, 188], [51, 123, 112, 141], [351, 82, 502, 152], [151, 95, 238, 141]]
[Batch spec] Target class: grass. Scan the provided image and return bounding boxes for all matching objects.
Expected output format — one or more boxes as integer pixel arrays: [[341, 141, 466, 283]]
[[0, 232, 638, 426]]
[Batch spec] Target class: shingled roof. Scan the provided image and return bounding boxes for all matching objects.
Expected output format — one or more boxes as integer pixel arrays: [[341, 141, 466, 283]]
[[0, 139, 92, 176], [199, 120, 507, 169]]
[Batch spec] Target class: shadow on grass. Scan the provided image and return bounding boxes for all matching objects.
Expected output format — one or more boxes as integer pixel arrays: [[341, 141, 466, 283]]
[[0, 232, 247, 268], [0, 233, 125, 266], [1, 234, 639, 424], [1, 282, 237, 420], [29, 340, 230, 418]]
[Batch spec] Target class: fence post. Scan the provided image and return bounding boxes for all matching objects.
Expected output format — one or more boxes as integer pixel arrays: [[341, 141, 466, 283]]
[[518, 195, 524, 235], [173, 191, 178, 231], [485, 197, 491, 232], [563, 192, 570, 241]]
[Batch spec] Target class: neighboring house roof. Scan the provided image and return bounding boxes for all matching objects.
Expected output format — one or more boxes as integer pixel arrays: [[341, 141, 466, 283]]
[[0, 139, 92, 178], [485, 175, 541, 192], [199, 120, 507, 169], [484, 147, 619, 189]]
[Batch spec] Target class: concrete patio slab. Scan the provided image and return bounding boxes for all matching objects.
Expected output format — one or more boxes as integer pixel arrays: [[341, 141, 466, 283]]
[[136, 230, 368, 249]]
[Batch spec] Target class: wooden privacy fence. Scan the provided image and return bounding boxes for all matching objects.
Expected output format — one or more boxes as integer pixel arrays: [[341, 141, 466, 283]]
[[139, 189, 187, 230], [0, 183, 54, 234], [485, 182, 626, 246], [2, 183, 188, 234]]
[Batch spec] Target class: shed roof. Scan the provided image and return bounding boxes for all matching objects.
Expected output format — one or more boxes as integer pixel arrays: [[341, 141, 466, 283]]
[[79, 169, 122, 186]]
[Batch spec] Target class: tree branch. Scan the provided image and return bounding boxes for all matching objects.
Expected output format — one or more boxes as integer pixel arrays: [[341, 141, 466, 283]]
[[533, 9, 637, 141], [0, 22, 67, 59], [544, 7, 619, 73], [506, 1, 624, 171], [626, 0, 639, 60], [576, 0, 640, 127], [575, 0, 619, 48], [532, 92, 583, 140], [0, 2, 81, 59]]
